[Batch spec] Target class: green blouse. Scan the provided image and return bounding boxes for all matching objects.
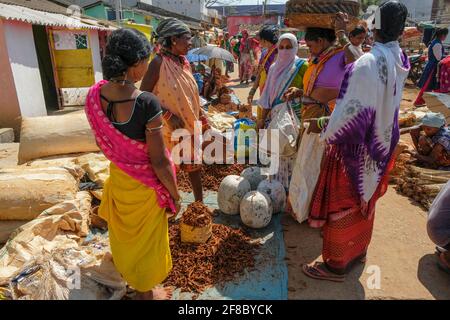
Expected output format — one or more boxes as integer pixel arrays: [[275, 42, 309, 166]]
[[288, 60, 309, 119], [290, 60, 309, 89]]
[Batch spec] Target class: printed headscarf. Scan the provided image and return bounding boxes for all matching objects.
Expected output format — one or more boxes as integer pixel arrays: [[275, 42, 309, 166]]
[[155, 18, 190, 44]]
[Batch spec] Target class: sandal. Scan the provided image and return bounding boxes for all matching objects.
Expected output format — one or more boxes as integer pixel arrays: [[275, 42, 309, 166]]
[[437, 252, 450, 275], [302, 262, 346, 282], [435, 246, 447, 256]]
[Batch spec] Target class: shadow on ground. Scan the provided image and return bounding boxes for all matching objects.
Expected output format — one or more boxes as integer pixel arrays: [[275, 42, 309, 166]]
[[282, 214, 367, 299], [417, 254, 450, 300]]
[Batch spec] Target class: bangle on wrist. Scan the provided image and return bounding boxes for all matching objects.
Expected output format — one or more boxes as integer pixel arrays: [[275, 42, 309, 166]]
[[317, 117, 327, 130], [316, 119, 322, 130]]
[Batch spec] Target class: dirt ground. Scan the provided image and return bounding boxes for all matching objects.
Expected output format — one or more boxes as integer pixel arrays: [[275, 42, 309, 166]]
[[229, 68, 450, 300]]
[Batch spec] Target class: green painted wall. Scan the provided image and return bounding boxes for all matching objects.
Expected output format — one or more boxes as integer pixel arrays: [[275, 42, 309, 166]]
[[84, 4, 153, 26], [150, 17, 160, 30], [84, 3, 107, 20]]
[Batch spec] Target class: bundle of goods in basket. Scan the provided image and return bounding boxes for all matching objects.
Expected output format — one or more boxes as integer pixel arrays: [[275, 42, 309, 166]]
[[285, 0, 361, 31]]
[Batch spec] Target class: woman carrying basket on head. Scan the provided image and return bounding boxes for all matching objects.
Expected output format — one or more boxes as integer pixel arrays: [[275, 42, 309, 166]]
[[288, 18, 351, 223]]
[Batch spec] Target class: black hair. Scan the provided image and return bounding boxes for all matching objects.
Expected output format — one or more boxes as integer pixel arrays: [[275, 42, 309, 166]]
[[259, 26, 279, 44], [161, 32, 190, 48], [350, 25, 367, 38], [102, 28, 151, 80], [433, 27, 449, 40], [305, 28, 336, 43], [375, 1, 408, 43]]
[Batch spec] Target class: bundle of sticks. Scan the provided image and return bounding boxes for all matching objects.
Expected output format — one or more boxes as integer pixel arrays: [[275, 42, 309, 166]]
[[395, 165, 450, 209], [164, 223, 260, 294]]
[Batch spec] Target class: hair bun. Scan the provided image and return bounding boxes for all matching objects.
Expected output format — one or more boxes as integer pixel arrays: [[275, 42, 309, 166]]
[[102, 54, 128, 80], [102, 28, 151, 80]]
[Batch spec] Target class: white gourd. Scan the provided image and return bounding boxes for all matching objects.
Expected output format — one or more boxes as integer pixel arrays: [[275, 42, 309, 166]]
[[257, 179, 286, 214], [240, 166, 267, 190], [240, 191, 273, 229], [218, 175, 251, 215]]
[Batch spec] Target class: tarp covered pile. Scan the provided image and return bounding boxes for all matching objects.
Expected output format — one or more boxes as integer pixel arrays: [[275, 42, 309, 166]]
[[0, 192, 126, 300]]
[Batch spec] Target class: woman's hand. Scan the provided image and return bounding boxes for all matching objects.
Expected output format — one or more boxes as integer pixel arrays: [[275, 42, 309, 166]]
[[174, 197, 182, 214], [335, 12, 349, 32], [360, 198, 369, 217], [408, 150, 419, 158], [247, 95, 254, 105], [305, 119, 323, 134], [409, 127, 422, 139], [305, 119, 322, 134], [257, 119, 265, 130], [248, 87, 257, 104], [283, 87, 303, 101], [200, 117, 211, 132]]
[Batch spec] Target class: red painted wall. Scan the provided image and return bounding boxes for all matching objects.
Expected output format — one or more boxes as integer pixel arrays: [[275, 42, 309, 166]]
[[227, 16, 279, 36]]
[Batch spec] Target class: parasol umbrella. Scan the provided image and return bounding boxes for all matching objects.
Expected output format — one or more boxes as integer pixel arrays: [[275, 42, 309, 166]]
[[186, 49, 209, 63], [190, 45, 236, 63]]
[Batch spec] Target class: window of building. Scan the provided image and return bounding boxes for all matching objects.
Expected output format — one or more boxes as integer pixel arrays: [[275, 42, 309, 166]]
[[75, 34, 88, 49], [53, 31, 89, 50]]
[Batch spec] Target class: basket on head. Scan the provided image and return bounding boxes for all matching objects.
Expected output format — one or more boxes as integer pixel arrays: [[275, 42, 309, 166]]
[[285, 0, 362, 31]]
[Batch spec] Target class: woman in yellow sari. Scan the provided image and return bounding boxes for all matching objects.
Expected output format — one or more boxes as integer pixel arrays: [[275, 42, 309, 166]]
[[141, 18, 207, 202], [85, 29, 181, 300]]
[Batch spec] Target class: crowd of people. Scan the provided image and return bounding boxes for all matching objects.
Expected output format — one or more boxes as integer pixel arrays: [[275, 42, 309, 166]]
[[84, 0, 450, 299]]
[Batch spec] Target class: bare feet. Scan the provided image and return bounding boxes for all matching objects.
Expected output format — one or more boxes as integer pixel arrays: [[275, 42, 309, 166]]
[[151, 286, 174, 300], [135, 286, 174, 300]]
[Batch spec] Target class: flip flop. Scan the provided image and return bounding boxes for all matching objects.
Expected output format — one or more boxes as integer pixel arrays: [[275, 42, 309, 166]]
[[437, 253, 450, 275], [302, 262, 346, 282], [435, 246, 447, 256]]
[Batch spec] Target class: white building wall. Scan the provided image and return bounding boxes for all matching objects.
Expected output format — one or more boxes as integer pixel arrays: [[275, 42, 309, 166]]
[[3, 21, 47, 117], [399, 0, 434, 22], [151, 0, 203, 20], [89, 29, 103, 82]]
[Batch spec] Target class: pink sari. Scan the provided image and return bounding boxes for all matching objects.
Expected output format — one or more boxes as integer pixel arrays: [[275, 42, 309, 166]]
[[439, 56, 450, 93], [85, 80, 176, 212]]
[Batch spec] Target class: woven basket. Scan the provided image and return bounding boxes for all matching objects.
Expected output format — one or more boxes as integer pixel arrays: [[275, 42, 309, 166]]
[[285, 0, 361, 30], [286, 0, 361, 16], [180, 221, 212, 244], [286, 13, 361, 31]]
